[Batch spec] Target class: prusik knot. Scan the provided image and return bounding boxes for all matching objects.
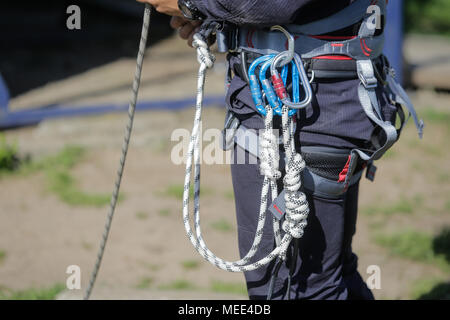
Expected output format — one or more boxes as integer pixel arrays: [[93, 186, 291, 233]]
[[282, 153, 309, 240], [259, 107, 281, 181]]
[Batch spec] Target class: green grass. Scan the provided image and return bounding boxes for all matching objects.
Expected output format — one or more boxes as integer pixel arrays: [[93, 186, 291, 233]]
[[0, 135, 20, 173], [0, 284, 65, 300], [46, 170, 112, 207], [161, 184, 213, 200], [142, 263, 161, 272], [375, 229, 450, 273], [136, 277, 154, 289], [411, 278, 450, 300], [224, 190, 235, 200], [162, 184, 193, 200], [382, 149, 397, 160], [210, 281, 247, 296], [19, 146, 115, 207], [210, 219, 234, 232], [436, 173, 450, 184], [0, 250, 6, 265], [445, 201, 450, 212], [22, 145, 85, 173], [81, 241, 93, 251], [181, 260, 200, 270], [158, 208, 170, 217], [136, 211, 149, 220], [421, 108, 450, 130], [362, 197, 418, 216], [158, 279, 197, 291], [407, 138, 443, 157]]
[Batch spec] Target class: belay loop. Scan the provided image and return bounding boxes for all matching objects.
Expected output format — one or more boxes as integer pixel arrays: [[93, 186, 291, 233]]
[[182, 24, 310, 277]]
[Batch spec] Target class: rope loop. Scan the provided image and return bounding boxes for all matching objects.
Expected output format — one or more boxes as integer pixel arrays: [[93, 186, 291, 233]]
[[192, 34, 215, 68]]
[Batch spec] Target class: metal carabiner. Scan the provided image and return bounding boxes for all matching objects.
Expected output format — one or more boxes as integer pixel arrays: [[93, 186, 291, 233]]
[[248, 55, 276, 116], [270, 25, 295, 67], [271, 51, 312, 110]]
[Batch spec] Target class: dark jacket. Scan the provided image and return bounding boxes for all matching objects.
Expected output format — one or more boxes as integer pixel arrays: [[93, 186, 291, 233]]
[[194, 0, 353, 26]]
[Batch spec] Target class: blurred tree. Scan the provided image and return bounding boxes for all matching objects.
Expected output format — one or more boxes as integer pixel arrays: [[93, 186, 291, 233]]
[[405, 0, 450, 35]]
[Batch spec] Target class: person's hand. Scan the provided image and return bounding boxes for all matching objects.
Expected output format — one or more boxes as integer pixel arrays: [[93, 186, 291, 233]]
[[170, 16, 202, 47], [136, 0, 182, 16]]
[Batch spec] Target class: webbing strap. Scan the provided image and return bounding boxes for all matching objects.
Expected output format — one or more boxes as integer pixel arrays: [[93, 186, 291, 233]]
[[386, 72, 425, 139], [355, 60, 398, 161], [287, 0, 375, 35], [357, 59, 383, 118], [235, 29, 385, 60]]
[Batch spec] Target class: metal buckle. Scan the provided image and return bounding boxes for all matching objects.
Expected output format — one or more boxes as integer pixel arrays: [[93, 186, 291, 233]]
[[357, 66, 378, 89]]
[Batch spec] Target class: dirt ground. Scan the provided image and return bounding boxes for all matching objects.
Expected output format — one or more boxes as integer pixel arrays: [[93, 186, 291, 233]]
[[0, 34, 449, 300]]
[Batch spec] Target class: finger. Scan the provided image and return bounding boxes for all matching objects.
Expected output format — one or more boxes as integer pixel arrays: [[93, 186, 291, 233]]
[[179, 23, 196, 39], [170, 16, 188, 29], [187, 33, 195, 47]]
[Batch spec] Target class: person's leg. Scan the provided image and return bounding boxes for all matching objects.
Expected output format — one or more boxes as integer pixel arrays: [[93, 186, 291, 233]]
[[342, 182, 375, 300], [231, 146, 349, 300]]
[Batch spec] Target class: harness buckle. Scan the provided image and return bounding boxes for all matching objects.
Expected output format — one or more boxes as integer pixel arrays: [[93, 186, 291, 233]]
[[357, 60, 378, 89], [221, 111, 240, 151]]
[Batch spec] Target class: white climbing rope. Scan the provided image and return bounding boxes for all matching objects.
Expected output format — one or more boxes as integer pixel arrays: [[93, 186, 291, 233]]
[[183, 33, 310, 272]]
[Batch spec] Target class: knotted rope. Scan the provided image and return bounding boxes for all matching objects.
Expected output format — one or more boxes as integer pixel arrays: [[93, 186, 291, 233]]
[[183, 32, 310, 272]]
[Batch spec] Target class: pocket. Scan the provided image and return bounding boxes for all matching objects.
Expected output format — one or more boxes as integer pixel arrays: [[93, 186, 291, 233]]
[[226, 75, 256, 115], [311, 193, 345, 204]]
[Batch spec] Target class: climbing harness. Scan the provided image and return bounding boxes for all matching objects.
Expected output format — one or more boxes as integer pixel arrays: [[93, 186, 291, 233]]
[[218, 0, 424, 199], [84, 4, 151, 300]]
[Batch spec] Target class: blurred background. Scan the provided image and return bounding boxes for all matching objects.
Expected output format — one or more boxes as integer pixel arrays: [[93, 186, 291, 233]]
[[0, 0, 449, 300]]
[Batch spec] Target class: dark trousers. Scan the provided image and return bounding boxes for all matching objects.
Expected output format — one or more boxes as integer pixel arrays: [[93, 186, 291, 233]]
[[230, 146, 374, 300]]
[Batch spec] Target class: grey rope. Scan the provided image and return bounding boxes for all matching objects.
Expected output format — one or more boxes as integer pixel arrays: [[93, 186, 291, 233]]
[[83, 4, 151, 300]]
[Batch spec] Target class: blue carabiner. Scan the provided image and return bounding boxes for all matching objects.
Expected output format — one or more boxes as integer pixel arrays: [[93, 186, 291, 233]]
[[248, 55, 275, 116], [248, 53, 299, 118], [259, 59, 282, 114], [259, 59, 297, 117]]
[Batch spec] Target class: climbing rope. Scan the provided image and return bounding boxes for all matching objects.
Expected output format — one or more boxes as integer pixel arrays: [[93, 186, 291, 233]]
[[84, 4, 151, 300], [182, 27, 311, 274]]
